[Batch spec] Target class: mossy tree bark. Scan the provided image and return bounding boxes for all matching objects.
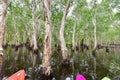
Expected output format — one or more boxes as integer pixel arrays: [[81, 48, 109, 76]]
[[42, 0, 52, 76]]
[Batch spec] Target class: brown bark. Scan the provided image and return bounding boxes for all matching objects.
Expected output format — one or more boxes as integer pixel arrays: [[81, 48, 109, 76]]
[[42, 0, 52, 76], [0, 0, 9, 79], [59, 0, 71, 64]]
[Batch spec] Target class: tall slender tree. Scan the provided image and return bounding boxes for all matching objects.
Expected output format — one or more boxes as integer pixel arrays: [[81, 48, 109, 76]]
[[92, 0, 97, 72], [72, 18, 77, 52], [92, 16, 97, 72], [42, 0, 52, 75], [0, 0, 10, 79], [31, 0, 38, 52], [30, 0, 39, 67], [59, 0, 71, 64]]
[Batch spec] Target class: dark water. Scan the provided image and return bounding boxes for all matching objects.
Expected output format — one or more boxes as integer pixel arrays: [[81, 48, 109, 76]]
[[2, 47, 120, 80]]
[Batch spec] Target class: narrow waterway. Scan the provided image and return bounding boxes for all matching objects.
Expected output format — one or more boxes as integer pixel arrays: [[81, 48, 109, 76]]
[[2, 47, 120, 80]]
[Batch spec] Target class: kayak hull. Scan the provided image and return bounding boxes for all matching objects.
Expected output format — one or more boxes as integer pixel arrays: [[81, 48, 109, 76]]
[[6, 70, 25, 80]]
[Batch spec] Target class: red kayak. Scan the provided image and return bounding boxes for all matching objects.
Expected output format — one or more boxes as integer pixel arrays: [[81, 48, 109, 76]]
[[6, 70, 25, 80]]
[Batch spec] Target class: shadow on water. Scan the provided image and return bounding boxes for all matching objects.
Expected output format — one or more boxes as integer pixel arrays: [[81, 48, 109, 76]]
[[2, 47, 120, 80]]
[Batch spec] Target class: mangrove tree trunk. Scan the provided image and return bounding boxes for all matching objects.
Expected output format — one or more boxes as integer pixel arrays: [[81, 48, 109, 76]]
[[0, 0, 9, 79], [42, 0, 52, 76], [59, 0, 71, 64], [92, 17, 97, 72], [72, 19, 76, 52]]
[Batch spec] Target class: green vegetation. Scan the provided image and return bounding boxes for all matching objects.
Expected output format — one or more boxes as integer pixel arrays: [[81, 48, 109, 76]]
[[1, 0, 120, 79]]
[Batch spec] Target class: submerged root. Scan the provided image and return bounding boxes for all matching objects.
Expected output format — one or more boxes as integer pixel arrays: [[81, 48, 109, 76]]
[[61, 49, 69, 66], [41, 65, 52, 76], [62, 59, 70, 67], [40, 65, 53, 80]]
